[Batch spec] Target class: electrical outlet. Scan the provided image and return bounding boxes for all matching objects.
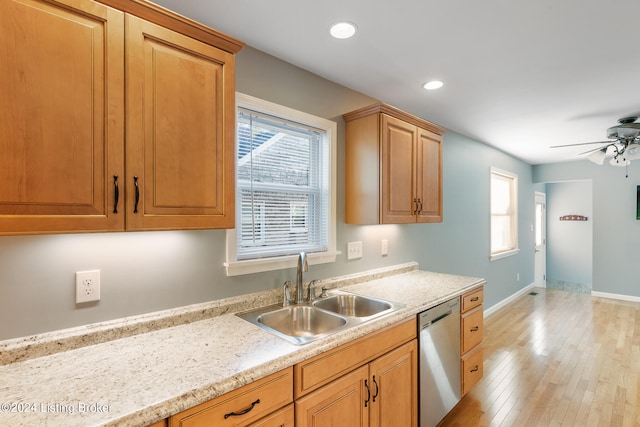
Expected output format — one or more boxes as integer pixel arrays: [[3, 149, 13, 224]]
[[381, 239, 388, 256], [76, 270, 101, 303], [347, 241, 363, 260]]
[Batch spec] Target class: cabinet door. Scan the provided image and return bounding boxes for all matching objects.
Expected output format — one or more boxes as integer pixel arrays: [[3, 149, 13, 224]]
[[296, 365, 369, 427], [369, 340, 418, 427], [125, 15, 235, 230], [415, 128, 442, 223], [0, 0, 125, 234], [381, 114, 417, 224]]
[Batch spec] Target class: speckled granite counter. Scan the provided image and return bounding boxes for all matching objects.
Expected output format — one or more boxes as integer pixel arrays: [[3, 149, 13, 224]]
[[0, 263, 484, 427]]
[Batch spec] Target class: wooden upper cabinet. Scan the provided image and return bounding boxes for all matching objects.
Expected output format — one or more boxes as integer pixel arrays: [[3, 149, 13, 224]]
[[0, 0, 243, 235], [0, 0, 125, 234], [344, 103, 444, 225], [125, 14, 235, 230]]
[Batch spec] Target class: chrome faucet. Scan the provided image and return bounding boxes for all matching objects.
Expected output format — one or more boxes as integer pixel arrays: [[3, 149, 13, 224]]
[[295, 251, 308, 304]]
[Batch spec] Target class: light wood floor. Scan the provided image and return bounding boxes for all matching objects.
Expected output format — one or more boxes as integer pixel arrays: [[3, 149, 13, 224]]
[[440, 287, 640, 427]]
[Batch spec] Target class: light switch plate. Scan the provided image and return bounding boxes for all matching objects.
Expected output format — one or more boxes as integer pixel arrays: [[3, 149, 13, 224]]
[[347, 241, 363, 259]]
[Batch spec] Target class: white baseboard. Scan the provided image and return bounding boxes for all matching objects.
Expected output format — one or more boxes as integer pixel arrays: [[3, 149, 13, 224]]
[[591, 291, 640, 303], [484, 282, 537, 318]]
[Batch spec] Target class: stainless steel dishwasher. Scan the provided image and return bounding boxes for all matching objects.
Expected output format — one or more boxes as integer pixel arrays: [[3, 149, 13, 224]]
[[418, 297, 461, 427]]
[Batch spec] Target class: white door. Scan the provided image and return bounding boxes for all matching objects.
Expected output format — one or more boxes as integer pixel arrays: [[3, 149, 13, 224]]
[[534, 192, 547, 288]]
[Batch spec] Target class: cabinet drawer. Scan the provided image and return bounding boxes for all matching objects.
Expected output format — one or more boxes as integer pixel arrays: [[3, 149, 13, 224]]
[[461, 287, 483, 313], [461, 345, 483, 396], [461, 306, 484, 354], [248, 403, 294, 427], [169, 368, 293, 427], [294, 318, 416, 398]]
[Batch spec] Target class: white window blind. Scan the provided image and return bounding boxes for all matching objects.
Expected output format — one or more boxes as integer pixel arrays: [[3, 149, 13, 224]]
[[490, 167, 518, 260], [236, 107, 329, 260]]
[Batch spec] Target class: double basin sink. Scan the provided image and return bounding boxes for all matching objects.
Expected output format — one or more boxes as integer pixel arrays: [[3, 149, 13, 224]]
[[237, 292, 404, 345]]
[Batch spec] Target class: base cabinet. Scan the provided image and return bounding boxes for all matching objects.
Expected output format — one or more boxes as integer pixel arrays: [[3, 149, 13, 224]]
[[460, 287, 484, 396], [294, 320, 418, 427], [168, 368, 293, 427]]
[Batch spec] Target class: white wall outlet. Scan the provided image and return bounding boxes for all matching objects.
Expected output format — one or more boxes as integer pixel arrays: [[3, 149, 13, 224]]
[[76, 270, 101, 303], [347, 241, 363, 260], [381, 239, 389, 256]]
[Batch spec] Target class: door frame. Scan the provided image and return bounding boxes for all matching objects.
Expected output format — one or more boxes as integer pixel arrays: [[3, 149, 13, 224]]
[[534, 191, 547, 288]]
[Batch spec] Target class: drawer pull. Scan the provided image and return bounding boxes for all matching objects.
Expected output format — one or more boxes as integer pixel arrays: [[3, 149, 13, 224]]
[[223, 399, 260, 419], [470, 326, 479, 332], [470, 365, 479, 373], [470, 297, 479, 302]]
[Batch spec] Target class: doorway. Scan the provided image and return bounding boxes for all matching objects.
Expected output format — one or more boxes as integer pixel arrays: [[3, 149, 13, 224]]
[[534, 192, 546, 288]]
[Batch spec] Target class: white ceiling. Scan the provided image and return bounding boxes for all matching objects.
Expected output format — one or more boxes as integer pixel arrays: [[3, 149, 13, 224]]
[[152, 0, 640, 165]]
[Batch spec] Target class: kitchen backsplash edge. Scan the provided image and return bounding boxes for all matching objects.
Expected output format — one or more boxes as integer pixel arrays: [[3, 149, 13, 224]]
[[0, 261, 418, 365]]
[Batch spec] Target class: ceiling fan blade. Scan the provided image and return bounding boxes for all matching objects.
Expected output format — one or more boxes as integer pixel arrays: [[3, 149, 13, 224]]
[[578, 146, 607, 155], [550, 140, 614, 149]]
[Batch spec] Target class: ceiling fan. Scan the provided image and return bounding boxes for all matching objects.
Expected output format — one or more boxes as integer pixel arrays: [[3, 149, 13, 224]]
[[551, 116, 640, 167]]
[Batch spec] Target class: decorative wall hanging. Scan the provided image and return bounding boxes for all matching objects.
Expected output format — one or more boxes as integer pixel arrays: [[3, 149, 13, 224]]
[[559, 215, 588, 221]]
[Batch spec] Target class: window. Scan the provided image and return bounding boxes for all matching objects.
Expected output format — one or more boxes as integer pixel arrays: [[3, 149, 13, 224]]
[[490, 167, 518, 260], [225, 93, 337, 276]]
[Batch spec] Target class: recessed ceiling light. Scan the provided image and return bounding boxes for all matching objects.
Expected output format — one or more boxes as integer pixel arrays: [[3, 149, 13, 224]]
[[330, 22, 357, 39], [423, 80, 444, 90]]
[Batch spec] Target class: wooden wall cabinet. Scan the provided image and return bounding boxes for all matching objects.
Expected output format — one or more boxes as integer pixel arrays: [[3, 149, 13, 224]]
[[460, 287, 484, 396], [294, 319, 418, 427], [0, 0, 242, 235], [343, 103, 444, 224]]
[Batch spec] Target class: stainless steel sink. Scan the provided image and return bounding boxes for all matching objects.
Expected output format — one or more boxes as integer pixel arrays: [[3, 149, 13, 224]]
[[236, 291, 404, 345], [313, 294, 392, 317], [237, 305, 348, 345]]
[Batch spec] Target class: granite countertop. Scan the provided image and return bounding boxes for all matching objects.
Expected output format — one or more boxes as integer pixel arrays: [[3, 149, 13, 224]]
[[0, 263, 484, 427]]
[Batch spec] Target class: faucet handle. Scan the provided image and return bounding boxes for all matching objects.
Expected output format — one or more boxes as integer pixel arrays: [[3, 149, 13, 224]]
[[282, 281, 293, 307], [306, 279, 319, 302], [320, 286, 329, 298]]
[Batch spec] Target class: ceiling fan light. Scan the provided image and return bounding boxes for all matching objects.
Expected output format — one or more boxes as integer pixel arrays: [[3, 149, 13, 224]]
[[626, 145, 640, 160], [587, 149, 606, 165], [610, 156, 630, 167]]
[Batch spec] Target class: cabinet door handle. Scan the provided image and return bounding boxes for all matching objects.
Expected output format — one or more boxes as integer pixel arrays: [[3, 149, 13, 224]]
[[113, 175, 119, 214], [372, 375, 379, 402], [133, 176, 140, 214], [470, 297, 479, 302], [470, 365, 479, 373], [470, 326, 479, 332], [364, 379, 371, 407], [413, 198, 418, 215], [416, 198, 423, 214], [223, 399, 260, 419]]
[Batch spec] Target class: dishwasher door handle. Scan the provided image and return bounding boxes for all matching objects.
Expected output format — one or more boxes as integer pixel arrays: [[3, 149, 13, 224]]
[[421, 310, 453, 329]]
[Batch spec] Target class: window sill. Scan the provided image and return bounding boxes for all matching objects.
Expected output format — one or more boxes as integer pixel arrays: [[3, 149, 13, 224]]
[[490, 248, 519, 261], [225, 250, 340, 277]]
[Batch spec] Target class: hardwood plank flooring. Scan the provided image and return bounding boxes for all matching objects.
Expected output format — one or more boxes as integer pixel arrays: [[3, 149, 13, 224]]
[[440, 288, 640, 427]]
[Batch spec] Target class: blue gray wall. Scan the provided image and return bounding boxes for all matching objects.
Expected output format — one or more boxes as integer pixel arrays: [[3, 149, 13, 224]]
[[0, 47, 534, 340], [534, 160, 640, 297], [545, 181, 593, 292]]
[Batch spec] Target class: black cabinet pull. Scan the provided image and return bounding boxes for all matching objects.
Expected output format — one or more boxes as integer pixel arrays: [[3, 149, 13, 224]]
[[113, 175, 119, 214], [133, 176, 140, 213], [416, 198, 423, 214], [364, 379, 371, 407], [470, 297, 479, 302], [223, 399, 260, 419], [470, 326, 479, 332], [413, 198, 418, 215], [470, 365, 479, 373], [372, 375, 379, 402]]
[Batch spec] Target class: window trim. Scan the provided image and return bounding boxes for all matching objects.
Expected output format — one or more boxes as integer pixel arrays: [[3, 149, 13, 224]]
[[490, 167, 519, 261], [225, 93, 338, 276]]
